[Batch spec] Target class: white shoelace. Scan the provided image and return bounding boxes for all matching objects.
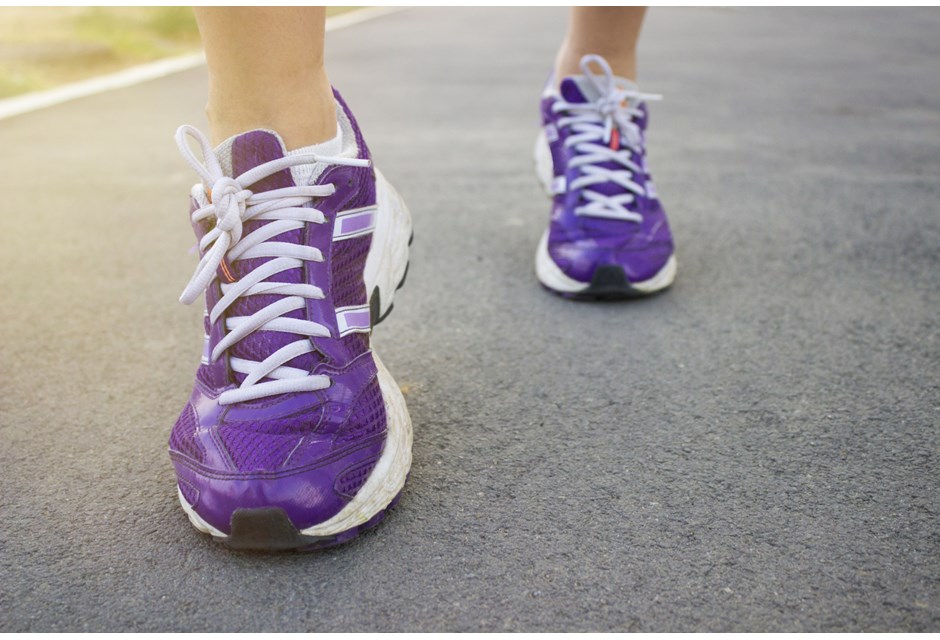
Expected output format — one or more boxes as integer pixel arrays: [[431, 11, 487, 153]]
[[175, 125, 370, 405], [552, 54, 662, 222]]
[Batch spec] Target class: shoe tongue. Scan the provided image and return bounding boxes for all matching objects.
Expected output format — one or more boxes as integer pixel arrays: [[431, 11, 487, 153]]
[[212, 130, 317, 389], [215, 129, 293, 191], [560, 77, 592, 104], [560, 74, 641, 106]]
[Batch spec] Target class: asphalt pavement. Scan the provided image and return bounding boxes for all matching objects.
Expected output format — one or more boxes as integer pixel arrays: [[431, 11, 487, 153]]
[[1, 7, 938, 632]]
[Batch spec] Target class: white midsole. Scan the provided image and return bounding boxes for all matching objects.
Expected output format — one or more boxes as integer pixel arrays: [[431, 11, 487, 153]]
[[363, 169, 412, 318], [534, 128, 554, 197], [535, 229, 677, 294], [178, 486, 224, 537]]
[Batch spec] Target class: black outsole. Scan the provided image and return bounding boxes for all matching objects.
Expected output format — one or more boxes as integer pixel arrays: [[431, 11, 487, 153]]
[[550, 264, 672, 301], [218, 489, 405, 552], [227, 508, 323, 551], [369, 260, 410, 326], [396, 260, 409, 291]]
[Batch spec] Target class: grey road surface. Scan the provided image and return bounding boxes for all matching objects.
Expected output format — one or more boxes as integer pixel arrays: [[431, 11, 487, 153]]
[[1, 7, 938, 632]]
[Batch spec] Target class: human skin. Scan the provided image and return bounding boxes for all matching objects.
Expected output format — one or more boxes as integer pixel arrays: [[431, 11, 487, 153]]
[[555, 7, 647, 82], [194, 7, 335, 149]]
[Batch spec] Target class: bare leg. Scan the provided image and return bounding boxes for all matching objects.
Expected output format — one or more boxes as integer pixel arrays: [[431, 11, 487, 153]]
[[194, 7, 335, 149], [554, 7, 647, 82]]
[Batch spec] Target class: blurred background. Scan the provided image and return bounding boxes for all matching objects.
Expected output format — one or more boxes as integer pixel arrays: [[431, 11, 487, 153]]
[[0, 7, 200, 97], [0, 7, 358, 98]]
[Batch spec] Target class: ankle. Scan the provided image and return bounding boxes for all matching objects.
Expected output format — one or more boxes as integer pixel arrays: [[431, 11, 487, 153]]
[[554, 43, 638, 86], [205, 71, 336, 150]]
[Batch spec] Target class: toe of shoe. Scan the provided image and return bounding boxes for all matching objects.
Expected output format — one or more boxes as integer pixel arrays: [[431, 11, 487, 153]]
[[613, 242, 675, 284], [550, 237, 674, 287], [170, 428, 386, 536]]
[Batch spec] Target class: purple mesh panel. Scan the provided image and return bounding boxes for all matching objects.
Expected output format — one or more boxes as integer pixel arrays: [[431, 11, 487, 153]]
[[221, 406, 323, 436], [341, 333, 370, 356], [196, 365, 216, 394], [217, 426, 302, 472], [332, 234, 371, 308], [178, 479, 198, 506], [335, 377, 386, 445], [169, 403, 204, 463], [334, 456, 380, 499], [339, 170, 376, 211]]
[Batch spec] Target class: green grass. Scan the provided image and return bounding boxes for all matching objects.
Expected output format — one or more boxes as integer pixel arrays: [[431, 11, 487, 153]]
[[71, 7, 201, 60], [0, 7, 361, 99]]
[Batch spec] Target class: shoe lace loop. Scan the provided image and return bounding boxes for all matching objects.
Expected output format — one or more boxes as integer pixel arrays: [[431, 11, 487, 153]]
[[208, 176, 249, 242], [174, 125, 370, 405], [552, 54, 662, 223]]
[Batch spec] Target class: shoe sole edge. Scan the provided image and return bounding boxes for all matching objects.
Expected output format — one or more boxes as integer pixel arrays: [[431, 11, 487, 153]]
[[534, 229, 677, 299], [364, 168, 412, 324]]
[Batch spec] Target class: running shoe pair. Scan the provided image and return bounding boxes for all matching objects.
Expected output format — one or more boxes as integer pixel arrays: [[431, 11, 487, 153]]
[[168, 55, 676, 550]]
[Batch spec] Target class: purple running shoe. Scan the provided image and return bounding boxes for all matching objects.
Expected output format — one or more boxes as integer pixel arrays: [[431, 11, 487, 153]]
[[168, 91, 413, 551], [535, 54, 677, 299]]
